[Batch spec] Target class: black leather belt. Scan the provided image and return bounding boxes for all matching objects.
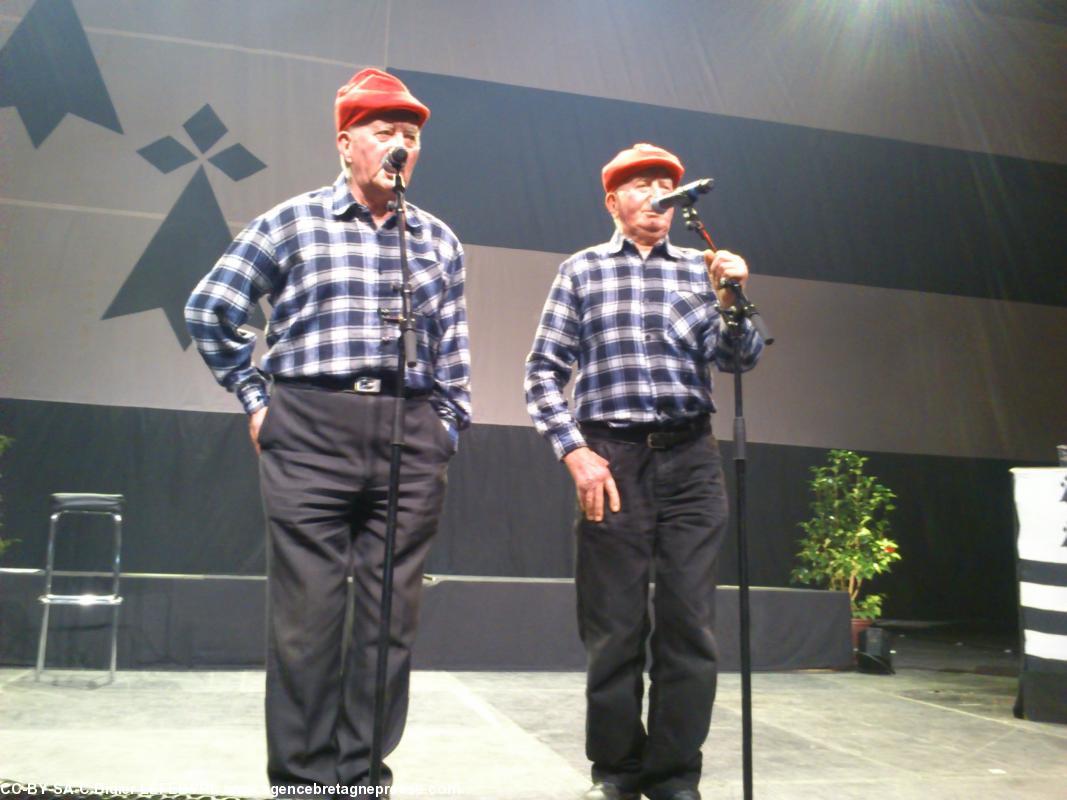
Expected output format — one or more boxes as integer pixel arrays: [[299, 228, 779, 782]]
[[580, 416, 711, 450], [273, 375, 429, 398]]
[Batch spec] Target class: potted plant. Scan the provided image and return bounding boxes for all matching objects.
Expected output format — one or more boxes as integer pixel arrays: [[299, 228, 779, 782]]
[[791, 449, 900, 641]]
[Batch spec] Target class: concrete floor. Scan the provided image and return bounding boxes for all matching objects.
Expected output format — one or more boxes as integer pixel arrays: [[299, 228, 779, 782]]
[[2, 631, 1066, 800]]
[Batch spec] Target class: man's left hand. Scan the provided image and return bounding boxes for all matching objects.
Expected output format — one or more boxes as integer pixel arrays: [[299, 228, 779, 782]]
[[704, 249, 749, 308]]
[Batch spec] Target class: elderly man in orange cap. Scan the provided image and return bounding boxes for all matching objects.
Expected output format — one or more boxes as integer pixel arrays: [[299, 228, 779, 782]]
[[186, 68, 470, 795], [525, 144, 764, 800]]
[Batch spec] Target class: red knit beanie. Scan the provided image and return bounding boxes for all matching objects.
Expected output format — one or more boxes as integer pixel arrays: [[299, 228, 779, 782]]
[[602, 143, 684, 192], [335, 68, 430, 131]]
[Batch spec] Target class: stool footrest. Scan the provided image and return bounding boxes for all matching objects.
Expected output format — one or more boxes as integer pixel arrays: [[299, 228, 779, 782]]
[[40, 594, 123, 606], [51, 493, 125, 514]]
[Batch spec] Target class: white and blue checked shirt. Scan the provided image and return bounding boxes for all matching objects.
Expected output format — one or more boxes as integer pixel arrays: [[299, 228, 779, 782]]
[[185, 174, 471, 433], [525, 231, 763, 459]]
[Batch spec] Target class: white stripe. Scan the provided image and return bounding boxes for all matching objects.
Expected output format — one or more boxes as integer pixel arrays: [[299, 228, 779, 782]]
[[463, 245, 1067, 462], [0, 196, 165, 222], [4, 3, 1062, 163], [382, 0, 393, 69], [444, 676, 503, 729], [1013, 468, 1067, 565], [3, 240, 1066, 464], [1020, 583, 1067, 614], [1024, 629, 1067, 662], [386, 1, 1067, 164], [0, 14, 363, 71], [86, 25, 360, 69], [0, 197, 248, 230]]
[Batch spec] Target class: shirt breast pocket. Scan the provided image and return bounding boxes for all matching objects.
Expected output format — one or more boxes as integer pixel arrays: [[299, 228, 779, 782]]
[[408, 257, 447, 348], [409, 256, 445, 316], [667, 290, 717, 351]]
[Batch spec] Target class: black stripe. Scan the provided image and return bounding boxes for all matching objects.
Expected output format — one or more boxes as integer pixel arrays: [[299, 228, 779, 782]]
[[1024, 654, 1067, 674], [0, 397, 1040, 628], [397, 69, 1067, 307], [1022, 608, 1067, 637], [1019, 559, 1067, 588]]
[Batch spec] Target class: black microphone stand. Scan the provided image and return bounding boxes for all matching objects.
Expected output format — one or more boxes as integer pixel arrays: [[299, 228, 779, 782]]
[[369, 166, 419, 788], [681, 203, 774, 800]]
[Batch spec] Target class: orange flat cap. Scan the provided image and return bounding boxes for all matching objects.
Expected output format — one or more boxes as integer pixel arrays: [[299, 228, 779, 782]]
[[601, 143, 684, 192], [335, 68, 430, 131]]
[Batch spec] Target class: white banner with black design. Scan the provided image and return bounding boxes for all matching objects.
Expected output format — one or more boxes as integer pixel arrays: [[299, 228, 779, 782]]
[[1012, 467, 1067, 724]]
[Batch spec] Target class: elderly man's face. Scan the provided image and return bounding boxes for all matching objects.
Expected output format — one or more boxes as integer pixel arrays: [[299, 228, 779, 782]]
[[605, 167, 676, 246], [337, 110, 422, 204]]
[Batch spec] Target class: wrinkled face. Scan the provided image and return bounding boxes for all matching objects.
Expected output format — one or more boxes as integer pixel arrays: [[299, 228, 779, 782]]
[[336, 110, 422, 205], [605, 167, 676, 246]]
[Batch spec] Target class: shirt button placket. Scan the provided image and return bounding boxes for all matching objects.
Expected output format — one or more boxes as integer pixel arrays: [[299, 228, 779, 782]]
[[636, 254, 658, 416]]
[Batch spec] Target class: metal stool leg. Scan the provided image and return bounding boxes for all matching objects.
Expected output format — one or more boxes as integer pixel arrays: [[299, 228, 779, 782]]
[[107, 512, 123, 684], [35, 512, 61, 681], [35, 606, 51, 681]]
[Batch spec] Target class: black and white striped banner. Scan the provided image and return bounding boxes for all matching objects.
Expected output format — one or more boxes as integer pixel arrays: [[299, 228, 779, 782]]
[[1013, 467, 1067, 723], [1015, 468, 1067, 666]]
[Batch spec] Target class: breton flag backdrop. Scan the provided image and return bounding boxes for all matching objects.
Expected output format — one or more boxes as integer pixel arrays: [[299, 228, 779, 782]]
[[1, 0, 1066, 625]]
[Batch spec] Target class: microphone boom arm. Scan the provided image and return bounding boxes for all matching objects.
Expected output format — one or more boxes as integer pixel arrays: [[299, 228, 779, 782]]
[[719, 278, 774, 345], [680, 205, 774, 345]]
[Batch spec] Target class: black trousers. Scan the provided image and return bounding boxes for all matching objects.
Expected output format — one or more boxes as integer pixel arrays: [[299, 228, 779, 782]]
[[576, 430, 728, 800], [257, 383, 452, 793]]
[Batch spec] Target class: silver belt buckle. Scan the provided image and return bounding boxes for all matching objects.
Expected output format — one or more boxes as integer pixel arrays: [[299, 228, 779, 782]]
[[646, 431, 669, 450], [352, 377, 382, 394]]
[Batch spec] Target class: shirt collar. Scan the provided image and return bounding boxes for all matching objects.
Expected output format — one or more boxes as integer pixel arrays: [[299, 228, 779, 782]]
[[329, 173, 424, 234], [605, 230, 682, 260]]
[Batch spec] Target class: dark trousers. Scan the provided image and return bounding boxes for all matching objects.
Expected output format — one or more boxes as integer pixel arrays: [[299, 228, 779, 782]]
[[576, 431, 728, 800], [257, 383, 452, 793]]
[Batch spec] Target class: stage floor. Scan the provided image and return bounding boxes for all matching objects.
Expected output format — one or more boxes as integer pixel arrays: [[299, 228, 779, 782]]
[[2, 630, 1065, 800]]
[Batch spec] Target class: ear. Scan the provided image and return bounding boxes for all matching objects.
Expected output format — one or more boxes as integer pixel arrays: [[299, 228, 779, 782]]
[[336, 129, 351, 160], [604, 191, 618, 218]]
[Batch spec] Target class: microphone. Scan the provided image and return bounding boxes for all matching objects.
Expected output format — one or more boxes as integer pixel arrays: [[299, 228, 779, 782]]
[[649, 178, 714, 213], [381, 146, 408, 174]]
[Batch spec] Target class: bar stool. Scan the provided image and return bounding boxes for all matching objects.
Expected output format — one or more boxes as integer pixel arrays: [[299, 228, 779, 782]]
[[36, 492, 125, 684]]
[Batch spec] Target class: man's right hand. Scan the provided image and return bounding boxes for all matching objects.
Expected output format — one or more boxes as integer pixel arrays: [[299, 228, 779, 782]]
[[249, 407, 268, 455], [563, 446, 621, 522]]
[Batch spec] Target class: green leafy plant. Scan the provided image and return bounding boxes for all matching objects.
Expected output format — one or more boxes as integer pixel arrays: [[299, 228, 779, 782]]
[[0, 435, 15, 560], [791, 449, 900, 620]]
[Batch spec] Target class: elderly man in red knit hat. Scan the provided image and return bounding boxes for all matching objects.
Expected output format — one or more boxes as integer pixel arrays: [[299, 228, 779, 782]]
[[186, 68, 470, 795], [525, 144, 764, 800]]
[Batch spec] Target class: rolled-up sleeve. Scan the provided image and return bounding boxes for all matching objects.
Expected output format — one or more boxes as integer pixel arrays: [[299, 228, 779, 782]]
[[524, 265, 584, 460], [432, 245, 472, 435], [184, 217, 279, 414]]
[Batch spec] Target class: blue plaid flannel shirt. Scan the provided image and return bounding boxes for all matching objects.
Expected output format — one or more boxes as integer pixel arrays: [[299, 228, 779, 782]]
[[525, 231, 763, 459], [185, 174, 471, 436]]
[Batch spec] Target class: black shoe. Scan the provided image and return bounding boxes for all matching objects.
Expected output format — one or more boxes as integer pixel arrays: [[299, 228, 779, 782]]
[[661, 790, 700, 800], [580, 782, 640, 800]]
